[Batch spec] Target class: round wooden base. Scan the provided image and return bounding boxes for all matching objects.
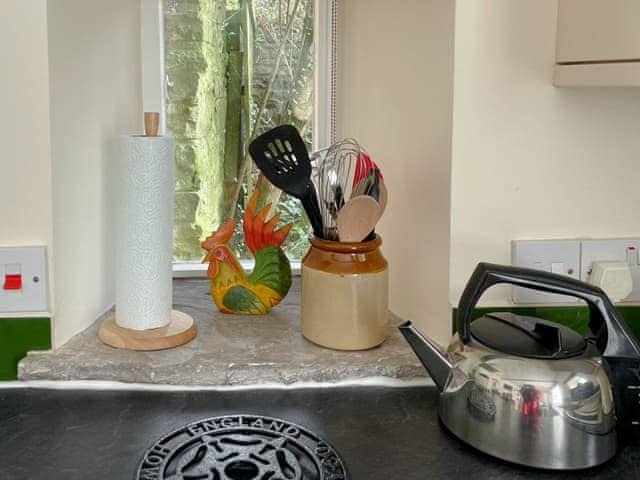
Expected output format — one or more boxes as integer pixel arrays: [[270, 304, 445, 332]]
[[99, 310, 197, 351]]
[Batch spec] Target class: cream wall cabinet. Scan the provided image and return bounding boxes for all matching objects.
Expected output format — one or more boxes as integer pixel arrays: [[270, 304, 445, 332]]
[[554, 0, 640, 86]]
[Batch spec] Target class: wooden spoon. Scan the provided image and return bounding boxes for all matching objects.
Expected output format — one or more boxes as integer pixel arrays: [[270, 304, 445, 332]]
[[337, 195, 382, 242], [377, 179, 388, 215]]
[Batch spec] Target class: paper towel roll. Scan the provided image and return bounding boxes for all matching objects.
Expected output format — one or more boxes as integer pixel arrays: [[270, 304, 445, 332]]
[[115, 135, 174, 330]]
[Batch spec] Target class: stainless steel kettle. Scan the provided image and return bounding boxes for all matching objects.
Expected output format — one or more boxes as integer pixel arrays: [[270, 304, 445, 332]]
[[399, 263, 640, 470]]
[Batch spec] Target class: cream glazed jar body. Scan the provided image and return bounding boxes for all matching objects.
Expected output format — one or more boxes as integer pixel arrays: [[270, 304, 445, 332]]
[[300, 235, 389, 350]]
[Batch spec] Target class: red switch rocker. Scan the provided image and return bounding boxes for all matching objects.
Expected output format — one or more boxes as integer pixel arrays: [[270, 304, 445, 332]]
[[3, 274, 22, 290]]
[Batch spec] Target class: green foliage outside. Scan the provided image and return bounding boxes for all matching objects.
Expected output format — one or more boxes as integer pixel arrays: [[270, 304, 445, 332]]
[[165, 0, 314, 262]]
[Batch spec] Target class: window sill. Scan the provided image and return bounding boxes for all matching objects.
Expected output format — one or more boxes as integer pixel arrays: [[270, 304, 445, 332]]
[[17, 278, 423, 386]]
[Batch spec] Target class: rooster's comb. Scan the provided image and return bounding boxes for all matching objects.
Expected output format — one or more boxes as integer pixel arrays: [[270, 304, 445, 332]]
[[202, 218, 235, 251]]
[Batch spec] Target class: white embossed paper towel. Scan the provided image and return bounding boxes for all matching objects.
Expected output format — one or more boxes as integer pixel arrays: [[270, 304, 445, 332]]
[[115, 135, 174, 330]]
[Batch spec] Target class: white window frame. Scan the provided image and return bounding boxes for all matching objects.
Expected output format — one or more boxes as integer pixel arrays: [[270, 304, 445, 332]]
[[140, 0, 336, 277]]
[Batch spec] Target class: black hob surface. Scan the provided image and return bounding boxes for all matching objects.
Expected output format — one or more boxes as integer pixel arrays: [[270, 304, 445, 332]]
[[0, 386, 638, 479]]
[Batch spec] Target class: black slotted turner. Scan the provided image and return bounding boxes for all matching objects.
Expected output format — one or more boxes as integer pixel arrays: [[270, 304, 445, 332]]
[[249, 125, 324, 238]]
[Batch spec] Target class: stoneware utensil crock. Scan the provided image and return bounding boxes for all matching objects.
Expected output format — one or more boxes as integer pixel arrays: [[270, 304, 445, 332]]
[[301, 235, 388, 350]]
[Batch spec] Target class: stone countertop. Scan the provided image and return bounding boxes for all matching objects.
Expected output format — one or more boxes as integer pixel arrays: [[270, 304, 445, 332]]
[[18, 278, 425, 385]]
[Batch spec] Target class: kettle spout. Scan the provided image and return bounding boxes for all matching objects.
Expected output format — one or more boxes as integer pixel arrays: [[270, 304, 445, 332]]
[[398, 321, 452, 391]]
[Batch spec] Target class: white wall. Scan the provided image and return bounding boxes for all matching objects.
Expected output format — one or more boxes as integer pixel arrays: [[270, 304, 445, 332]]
[[10, 0, 638, 350], [47, 0, 142, 346], [337, 0, 455, 344], [450, 0, 640, 306], [0, 1, 53, 253]]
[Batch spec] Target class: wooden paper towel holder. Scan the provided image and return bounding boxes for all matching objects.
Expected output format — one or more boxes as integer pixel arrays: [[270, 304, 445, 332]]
[[99, 310, 196, 351], [99, 111, 197, 351]]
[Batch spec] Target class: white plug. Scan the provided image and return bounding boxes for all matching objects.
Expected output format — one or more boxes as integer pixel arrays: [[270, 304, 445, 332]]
[[589, 261, 633, 302]]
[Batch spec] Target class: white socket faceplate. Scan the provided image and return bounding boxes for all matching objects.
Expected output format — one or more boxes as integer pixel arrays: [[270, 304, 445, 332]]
[[512, 239, 581, 304], [0, 246, 49, 314]]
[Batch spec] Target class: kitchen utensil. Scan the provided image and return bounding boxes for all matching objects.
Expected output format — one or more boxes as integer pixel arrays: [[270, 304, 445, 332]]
[[319, 169, 345, 240], [361, 169, 387, 241], [363, 168, 380, 199], [353, 170, 387, 242], [249, 125, 324, 238], [352, 167, 378, 199], [337, 195, 382, 243], [377, 179, 388, 215], [399, 263, 640, 470], [353, 150, 383, 185], [317, 138, 360, 239], [351, 177, 367, 198]]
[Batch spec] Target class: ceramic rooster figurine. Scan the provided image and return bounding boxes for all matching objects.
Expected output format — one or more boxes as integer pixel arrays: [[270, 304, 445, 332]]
[[202, 190, 292, 314]]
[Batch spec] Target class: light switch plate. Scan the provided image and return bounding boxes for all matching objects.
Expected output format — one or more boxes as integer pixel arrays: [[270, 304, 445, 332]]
[[512, 239, 581, 304], [581, 238, 640, 302], [0, 246, 49, 314]]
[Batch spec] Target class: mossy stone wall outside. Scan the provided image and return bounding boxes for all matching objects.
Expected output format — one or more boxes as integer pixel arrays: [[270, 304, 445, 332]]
[[165, 0, 230, 260], [165, 0, 314, 261]]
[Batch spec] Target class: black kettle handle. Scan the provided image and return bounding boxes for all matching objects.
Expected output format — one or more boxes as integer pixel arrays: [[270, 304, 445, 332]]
[[458, 263, 640, 359]]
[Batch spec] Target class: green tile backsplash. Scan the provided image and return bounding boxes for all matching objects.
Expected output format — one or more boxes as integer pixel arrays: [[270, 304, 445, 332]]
[[0, 318, 51, 380], [1, 308, 638, 381]]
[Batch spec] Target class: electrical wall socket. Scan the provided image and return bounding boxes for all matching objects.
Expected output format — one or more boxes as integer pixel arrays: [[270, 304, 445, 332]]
[[581, 238, 640, 302], [0, 246, 49, 314], [512, 239, 581, 304]]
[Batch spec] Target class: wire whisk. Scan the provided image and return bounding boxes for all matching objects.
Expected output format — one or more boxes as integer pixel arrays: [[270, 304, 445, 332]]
[[316, 138, 365, 240]]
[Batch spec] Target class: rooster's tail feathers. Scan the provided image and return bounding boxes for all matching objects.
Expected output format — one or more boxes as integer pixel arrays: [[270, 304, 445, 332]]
[[243, 190, 292, 253]]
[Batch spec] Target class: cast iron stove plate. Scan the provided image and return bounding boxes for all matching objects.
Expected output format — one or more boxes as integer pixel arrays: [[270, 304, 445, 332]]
[[136, 414, 348, 480]]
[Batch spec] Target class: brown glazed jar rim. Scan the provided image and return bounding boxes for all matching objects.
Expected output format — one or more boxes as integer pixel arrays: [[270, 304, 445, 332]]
[[309, 234, 382, 253]]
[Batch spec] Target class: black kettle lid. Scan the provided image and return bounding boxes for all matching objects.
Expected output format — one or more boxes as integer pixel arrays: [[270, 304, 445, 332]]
[[469, 312, 587, 359]]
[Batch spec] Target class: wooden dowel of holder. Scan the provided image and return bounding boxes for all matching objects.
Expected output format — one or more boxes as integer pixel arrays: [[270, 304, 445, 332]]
[[144, 112, 160, 137]]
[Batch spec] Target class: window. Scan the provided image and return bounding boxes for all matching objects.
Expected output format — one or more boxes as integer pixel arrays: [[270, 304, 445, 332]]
[[141, 0, 335, 268]]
